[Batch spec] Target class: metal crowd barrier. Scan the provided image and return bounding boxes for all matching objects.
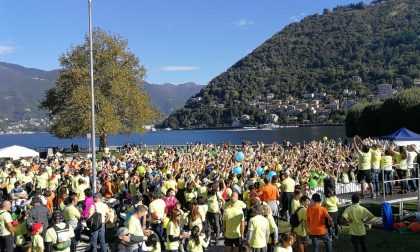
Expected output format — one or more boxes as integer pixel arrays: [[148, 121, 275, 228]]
[[381, 163, 420, 203]]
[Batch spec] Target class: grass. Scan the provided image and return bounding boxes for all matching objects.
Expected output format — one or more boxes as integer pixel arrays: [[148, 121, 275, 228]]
[[333, 226, 420, 252]]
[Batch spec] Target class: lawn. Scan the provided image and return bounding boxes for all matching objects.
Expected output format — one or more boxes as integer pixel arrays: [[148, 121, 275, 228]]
[[332, 226, 420, 252]]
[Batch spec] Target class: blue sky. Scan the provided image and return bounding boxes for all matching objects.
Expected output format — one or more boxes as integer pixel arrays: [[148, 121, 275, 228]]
[[0, 0, 370, 85]]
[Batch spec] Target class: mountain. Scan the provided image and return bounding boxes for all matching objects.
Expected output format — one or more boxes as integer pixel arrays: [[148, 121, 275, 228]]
[[143, 82, 204, 115], [0, 62, 203, 125], [163, 0, 420, 129]]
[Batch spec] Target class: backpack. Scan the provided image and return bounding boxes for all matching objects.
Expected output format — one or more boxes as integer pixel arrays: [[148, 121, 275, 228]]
[[52, 223, 71, 250], [86, 203, 102, 232], [290, 206, 304, 229]]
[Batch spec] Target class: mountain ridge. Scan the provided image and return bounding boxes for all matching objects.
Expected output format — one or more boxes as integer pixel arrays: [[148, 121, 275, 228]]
[[0, 62, 203, 123]]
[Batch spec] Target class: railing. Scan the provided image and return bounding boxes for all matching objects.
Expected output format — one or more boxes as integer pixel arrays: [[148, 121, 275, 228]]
[[381, 163, 420, 203]]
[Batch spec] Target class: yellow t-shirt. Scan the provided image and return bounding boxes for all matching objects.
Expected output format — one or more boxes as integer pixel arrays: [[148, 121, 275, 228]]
[[187, 235, 209, 252], [166, 221, 181, 250], [322, 196, 339, 213], [185, 190, 198, 203], [13, 222, 28, 246], [207, 193, 221, 213], [35, 172, 49, 189], [149, 199, 166, 224], [393, 152, 408, 170], [342, 204, 374, 236], [32, 234, 44, 252], [45, 223, 75, 252], [164, 180, 177, 192], [63, 205, 80, 222], [222, 200, 246, 210], [0, 210, 13, 236], [295, 207, 307, 237], [380, 156, 393, 171], [266, 214, 277, 234], [248, 215, 269, 248], [357, 149, 371, 170], [222, 206, 244, 239], [281, 178, 295, 193], [89, 202, 109, 223], [77, 184, 89, 201], [371, 150, 381, 169], [290, 198, 301, 214], [127, 215, 143, 237]]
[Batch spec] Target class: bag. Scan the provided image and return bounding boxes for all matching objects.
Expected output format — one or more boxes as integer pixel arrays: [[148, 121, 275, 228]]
[[53, 223, 71, 250], [381, 202, 393, 231], [87, 203, 102, 232], [290, 206, 304, 228]]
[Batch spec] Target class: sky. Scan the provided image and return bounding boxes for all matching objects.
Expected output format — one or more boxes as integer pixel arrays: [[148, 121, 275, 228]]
[[0, 0, 370, 85]]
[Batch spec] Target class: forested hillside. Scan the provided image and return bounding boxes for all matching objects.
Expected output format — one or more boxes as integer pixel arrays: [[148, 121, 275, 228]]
[[163, 0, 420, 128]]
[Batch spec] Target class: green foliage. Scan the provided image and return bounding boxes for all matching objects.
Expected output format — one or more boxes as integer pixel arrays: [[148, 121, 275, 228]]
[[345, 103, 367, 137], [380, 88, 420, 134], [40, 28, 160, 148], [346, 87, 420, 137], [164, 0, 420, 129], [359, 103, 382, 138]]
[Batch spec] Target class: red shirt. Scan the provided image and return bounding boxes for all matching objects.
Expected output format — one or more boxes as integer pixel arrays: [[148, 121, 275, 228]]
[[306, 203, 330, 235]]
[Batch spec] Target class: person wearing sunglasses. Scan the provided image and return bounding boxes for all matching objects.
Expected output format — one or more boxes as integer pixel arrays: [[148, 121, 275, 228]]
[[114, 227, 132, 252]]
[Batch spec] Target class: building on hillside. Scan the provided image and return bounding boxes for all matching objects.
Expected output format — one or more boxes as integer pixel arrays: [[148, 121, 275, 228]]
[[413, 78, 420, 86], [303, 93, 314, 99], [267, 93, 275, 100], [393, 78, 403, 89], [267, 114, 279, 123], [343, 98, 356, 110], [231, 117, 242, 127], [241, 114, 251, 121], [329, 99, 340, 111], [377, 83, 394, 100], [352, 75, 362, 83]]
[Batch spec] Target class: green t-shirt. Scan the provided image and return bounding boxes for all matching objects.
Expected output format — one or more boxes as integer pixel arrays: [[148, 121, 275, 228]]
[[222, 206, 244, 239], [322, 196, 339, 213]]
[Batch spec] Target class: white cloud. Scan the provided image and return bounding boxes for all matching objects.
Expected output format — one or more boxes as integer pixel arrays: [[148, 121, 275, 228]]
[[160, 66, 199, 72], [290, 13, 306, 22], [234, 19, 255, 27], [0, 45, 15, 54]]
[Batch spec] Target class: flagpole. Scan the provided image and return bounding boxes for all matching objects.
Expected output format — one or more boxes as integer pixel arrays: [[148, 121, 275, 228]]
[[88, 0, 97, 193]]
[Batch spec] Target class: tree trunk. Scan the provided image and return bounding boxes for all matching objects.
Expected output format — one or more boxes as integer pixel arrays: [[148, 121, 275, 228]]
[[99, 134, 108, 151]]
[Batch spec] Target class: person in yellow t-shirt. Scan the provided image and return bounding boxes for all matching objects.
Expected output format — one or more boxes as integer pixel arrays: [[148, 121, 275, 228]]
[[223, 192, 244, 251], [263, 204, 279, 252], [31, 222, 44, 252], [342, 194, 374, 252], [322, 189, 340, 240], [166, 209, 189, 251], [247, 204, 270, 250], [353, 136, 374, 198], [187, 226, 209, 252], [295, 195, 310, 252]]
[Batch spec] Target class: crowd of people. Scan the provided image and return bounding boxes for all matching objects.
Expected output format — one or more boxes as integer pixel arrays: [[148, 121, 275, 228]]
[[0, 137, 417, 252]]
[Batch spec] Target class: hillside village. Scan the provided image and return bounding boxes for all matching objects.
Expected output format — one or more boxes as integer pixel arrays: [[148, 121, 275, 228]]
[[196, 77, 420, 128]]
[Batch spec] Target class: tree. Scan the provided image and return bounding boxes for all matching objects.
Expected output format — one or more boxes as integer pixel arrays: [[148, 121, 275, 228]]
[[345, 103, 367, 137], [41, 28, 160, 150]]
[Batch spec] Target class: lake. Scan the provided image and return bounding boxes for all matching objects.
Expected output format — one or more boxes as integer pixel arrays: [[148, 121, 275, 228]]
[[0, 126, 346, 149]]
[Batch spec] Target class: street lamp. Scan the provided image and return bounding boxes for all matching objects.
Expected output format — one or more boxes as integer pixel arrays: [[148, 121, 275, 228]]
[[88, 0, 97, 193]]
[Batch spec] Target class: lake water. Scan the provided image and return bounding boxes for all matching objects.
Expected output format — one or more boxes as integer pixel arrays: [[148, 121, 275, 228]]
[[0, 126, 346, 148]]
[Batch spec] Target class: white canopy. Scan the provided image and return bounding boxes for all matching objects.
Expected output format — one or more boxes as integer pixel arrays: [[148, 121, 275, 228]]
[[0, 145, 39, 160]]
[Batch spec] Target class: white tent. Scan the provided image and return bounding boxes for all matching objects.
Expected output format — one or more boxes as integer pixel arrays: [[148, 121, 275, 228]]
[[0, 145, 39, 160]]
